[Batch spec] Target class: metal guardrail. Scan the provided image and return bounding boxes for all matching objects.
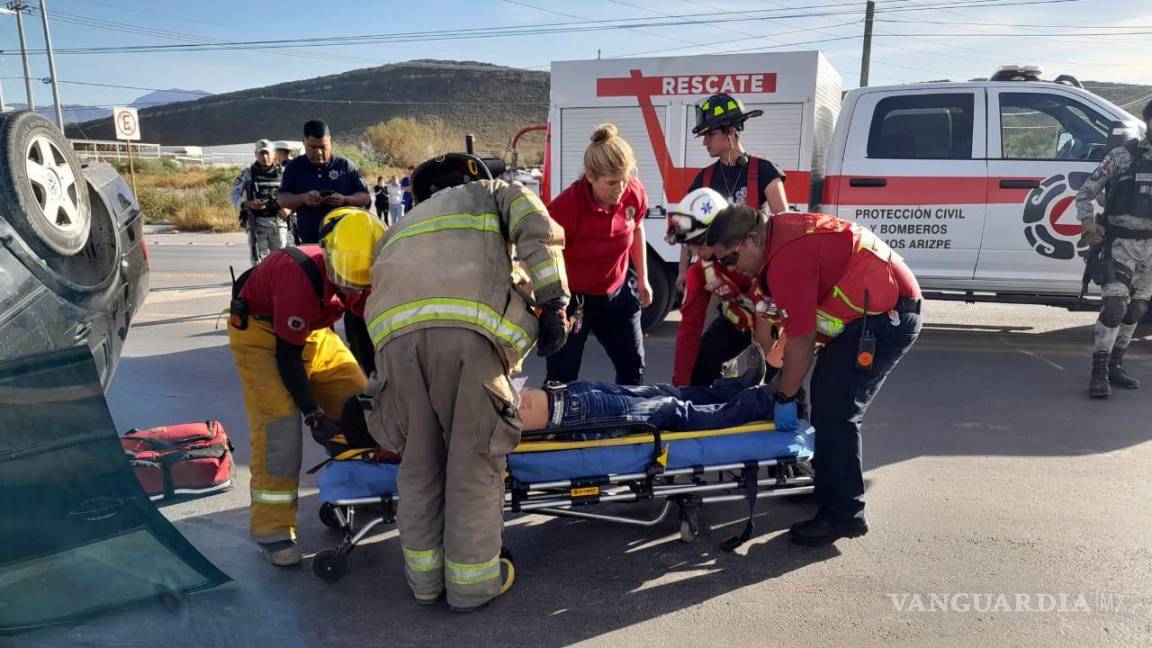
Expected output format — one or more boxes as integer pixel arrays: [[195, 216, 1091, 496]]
[[69, 139, 249, 166]]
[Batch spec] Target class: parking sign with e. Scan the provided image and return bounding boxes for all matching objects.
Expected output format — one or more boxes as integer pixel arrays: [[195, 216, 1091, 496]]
[[113, 106, 140, 141]]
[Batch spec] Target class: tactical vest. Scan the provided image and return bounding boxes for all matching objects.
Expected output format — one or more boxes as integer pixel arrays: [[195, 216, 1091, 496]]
[[1105, 140, 1152, 233], [701, 156, 760, 207], [246, 163, 283, 216], [764, 212, 902, 339]]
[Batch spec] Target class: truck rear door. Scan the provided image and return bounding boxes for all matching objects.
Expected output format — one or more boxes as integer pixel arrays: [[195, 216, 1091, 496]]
[[978, 87, 1114, 293], [831, 88, 987, 282]]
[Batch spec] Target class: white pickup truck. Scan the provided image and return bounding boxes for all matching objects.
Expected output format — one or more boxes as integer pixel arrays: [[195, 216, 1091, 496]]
[[543, 52, 1145, 327]]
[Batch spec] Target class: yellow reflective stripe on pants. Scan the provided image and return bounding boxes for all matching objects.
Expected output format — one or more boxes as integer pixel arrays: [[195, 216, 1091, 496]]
[[384, 213, 500, 250], [446, 555, 500, 586], [529, 259, 561, 289], [403, 547, 445, 572], [509, 193, 545, 231], [368, 297, 532, 357], [251, 488, 297, 504]]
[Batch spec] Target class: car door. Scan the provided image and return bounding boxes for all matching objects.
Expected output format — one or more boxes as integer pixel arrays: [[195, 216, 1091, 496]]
[[832, 88, 988, 283], [979, 88, 1115, 293]]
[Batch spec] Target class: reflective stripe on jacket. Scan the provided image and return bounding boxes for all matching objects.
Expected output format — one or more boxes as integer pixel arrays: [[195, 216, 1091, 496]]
[[364, 180, 568, 370]]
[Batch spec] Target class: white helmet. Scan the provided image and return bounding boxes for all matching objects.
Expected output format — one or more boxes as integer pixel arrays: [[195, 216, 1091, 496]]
[[665, 187, 728, 245]]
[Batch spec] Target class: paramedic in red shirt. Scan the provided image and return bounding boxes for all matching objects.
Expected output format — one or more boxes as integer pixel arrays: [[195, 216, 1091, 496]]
[[667, 187, 758, 386], [706, 205, 922, 546], [545, 124, 650, 385], [228, 208, 384, 567]]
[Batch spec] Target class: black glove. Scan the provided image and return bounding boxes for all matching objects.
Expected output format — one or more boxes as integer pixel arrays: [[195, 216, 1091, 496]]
[[307, 413, 342, 448], [536, 304, 570, 357]]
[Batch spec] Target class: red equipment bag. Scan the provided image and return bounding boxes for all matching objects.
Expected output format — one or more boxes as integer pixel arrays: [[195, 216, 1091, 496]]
[[121, 421, 235, 501]]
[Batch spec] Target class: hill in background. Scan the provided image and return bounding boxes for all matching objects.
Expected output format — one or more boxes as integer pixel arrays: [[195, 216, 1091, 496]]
[[69, 60, 548, 155]]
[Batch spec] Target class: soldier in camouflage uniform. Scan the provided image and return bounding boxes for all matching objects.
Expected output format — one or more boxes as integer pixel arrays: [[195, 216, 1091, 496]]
[[230, 140, 291, 266], [1075, 100, 1152, 399]]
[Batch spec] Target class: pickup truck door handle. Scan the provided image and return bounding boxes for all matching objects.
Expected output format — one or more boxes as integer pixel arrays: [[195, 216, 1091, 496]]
[[999, 179, 1040, 190], [848, 177, 887, 187]]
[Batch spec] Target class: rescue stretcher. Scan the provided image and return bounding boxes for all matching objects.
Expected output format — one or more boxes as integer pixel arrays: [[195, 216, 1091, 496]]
[[311, 420, 815, 582]]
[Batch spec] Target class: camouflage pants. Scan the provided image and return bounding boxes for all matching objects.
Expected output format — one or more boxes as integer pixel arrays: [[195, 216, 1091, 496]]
[[1093, 237, 1152, 353], [248, 217, 290, 266]]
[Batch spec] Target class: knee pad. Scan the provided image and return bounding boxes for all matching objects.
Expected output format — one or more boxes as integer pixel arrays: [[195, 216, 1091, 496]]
[[1100, 296, 1128, 328], [1123, 299, 1149, 325]]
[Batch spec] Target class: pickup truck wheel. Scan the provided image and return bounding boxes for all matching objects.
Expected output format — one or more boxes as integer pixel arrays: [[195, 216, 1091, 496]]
[[640, 250, 674, 332], [0, 111, 91, 256]]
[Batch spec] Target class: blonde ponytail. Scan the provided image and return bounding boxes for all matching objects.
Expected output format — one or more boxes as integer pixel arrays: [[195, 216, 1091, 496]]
[[583, 123, 636, 178]]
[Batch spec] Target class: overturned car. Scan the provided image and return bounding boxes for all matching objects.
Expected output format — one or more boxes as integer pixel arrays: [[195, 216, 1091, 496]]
[[0, 111, 149, 388]]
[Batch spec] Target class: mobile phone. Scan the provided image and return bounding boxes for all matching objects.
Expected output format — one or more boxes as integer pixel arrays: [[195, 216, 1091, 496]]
[[320, 190, 335, 197]]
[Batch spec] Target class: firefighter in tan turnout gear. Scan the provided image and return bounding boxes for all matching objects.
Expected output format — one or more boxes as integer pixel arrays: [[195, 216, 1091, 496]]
[[363, 153, 570, 611]]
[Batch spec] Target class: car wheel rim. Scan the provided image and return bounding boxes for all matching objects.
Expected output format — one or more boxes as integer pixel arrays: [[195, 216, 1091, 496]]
[[25, 135, 84, 238]]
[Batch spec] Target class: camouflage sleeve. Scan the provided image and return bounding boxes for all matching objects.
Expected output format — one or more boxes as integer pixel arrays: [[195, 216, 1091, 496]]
[[1075, 148, 1121, 223], [229, 168, 250, 210], [494, 181, 569, 306]]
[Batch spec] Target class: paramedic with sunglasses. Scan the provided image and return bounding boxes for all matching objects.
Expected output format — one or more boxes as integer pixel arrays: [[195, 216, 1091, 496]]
[[705, 205, 922, 546], [545, 124, 650, 385]]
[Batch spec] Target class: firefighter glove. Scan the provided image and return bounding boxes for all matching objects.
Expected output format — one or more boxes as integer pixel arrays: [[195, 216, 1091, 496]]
[[536, 301, 570, 357]]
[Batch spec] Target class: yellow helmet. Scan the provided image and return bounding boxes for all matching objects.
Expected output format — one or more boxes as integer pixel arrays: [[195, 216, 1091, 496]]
[[319, 207, 387, 291]]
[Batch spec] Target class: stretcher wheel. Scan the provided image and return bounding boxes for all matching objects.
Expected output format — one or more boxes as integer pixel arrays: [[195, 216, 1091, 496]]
[[679, 519, 699, 543], [318, 503, 342, 529], [312, 549, 348, 582]]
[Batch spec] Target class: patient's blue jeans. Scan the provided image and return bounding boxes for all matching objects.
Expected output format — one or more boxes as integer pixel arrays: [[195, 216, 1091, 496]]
[[554, 378, 773, 432]]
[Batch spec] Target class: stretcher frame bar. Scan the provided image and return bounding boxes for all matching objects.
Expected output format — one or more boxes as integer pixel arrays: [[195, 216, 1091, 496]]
[[531, 500, 675, 527], [514, 476, 814, 512], [520, 456, 804, 490]]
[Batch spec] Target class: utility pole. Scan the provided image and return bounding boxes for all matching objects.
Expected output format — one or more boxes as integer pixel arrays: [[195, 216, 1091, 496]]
[[10, 2, 34, 109], [38, 0, 63, 129], [860, 0, 875, 88]]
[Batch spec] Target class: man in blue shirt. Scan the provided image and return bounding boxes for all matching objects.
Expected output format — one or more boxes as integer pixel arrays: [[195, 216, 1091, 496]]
[[400, 165, 414, 212], [278, 120, 371, 243]]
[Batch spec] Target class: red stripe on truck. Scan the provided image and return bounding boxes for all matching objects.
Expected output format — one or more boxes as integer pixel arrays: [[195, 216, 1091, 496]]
[[823, 175, 1044, 206]]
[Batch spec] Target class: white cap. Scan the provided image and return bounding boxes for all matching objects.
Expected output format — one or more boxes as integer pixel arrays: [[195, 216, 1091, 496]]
[[254, 139, 274, 154], [273, 140, 292, 151]]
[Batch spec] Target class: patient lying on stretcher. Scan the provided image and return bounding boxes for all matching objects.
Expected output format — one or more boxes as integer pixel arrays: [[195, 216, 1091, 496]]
[[516, 344, 789, 435]]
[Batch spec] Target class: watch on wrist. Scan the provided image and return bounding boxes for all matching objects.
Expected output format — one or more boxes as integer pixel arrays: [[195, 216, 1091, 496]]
[[303, 409, 324, 428], [774, 388, 804, 404]]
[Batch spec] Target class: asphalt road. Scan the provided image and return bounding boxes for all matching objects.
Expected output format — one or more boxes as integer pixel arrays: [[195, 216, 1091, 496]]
[[13, 231, 1152, 647]]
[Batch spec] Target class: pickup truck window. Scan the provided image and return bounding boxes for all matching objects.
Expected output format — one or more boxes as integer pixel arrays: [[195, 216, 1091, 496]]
[[867, 93, 975, 160], [999, 92, 1110, 161]]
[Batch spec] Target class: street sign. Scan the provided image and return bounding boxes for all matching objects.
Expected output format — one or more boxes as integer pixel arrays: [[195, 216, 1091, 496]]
[[112, 106, 140, 141]]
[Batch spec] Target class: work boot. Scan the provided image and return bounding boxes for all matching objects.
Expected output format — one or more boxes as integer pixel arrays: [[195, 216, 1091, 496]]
[[1108, 347, 1140, 389], [1089, 351, 1111, 399], [789, 511, 869, 546], [258, 540, 302, 567], [736, 343, 767, 389]]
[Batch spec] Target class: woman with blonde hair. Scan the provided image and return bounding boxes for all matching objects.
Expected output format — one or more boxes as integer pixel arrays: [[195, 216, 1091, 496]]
[[544, 123, 650, 385]]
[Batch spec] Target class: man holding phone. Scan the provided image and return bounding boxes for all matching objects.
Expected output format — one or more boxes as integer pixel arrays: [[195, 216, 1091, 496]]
[[278, 120, 372, 244]]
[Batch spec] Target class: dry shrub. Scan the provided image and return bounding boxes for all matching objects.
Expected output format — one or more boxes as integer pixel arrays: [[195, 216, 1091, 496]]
[[364, 117, 460, 168]]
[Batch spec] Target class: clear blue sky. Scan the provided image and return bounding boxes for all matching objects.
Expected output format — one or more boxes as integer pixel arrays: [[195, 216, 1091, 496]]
[[2, 0, 1148, 109]]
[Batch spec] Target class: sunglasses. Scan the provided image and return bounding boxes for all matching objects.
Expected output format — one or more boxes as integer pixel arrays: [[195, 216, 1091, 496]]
[[713, 249, 741, 268]]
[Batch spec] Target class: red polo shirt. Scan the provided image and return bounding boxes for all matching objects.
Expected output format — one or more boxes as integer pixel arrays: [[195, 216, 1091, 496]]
[[239, 245, 366, 345], [547, 175, 648, 295], [763, 232, 919, 338]]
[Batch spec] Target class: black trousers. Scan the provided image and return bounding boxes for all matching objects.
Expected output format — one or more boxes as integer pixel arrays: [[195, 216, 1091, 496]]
[[545, 269, 645, 385], [810, 310, 921, 520], [689, 314, 753, 386]]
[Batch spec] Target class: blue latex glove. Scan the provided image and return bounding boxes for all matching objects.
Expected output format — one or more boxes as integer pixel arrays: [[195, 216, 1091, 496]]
[[774, 400, 799, 431]]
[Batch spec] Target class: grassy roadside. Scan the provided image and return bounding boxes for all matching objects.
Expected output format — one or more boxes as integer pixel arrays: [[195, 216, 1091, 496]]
[[116, 159, 242, 232]]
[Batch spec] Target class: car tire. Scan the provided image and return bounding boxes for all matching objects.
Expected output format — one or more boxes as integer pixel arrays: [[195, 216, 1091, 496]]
[[640, 250, 674, 333], [0, 111, 91, 256]]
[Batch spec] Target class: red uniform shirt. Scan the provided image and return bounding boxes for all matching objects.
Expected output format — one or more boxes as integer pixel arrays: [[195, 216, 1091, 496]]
[[763, 232, 919, 338], [547, 175, 648, 295], [239, 245, 366, 345]]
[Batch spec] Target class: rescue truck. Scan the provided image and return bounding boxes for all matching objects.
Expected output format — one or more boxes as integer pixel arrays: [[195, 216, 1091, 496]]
[[543, 53, 1146, 328]]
